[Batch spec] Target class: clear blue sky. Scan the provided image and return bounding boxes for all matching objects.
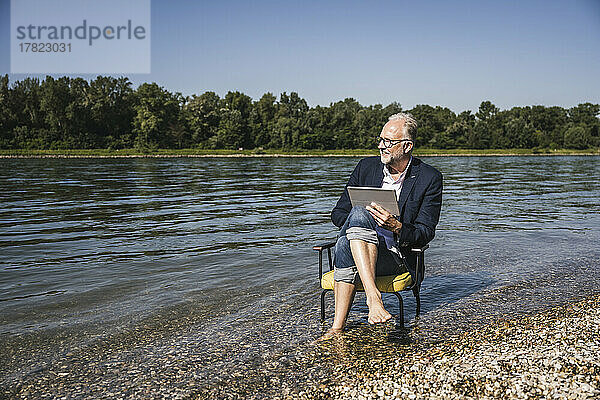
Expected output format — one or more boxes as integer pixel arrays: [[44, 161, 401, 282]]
[[1, 0, 599, 112]]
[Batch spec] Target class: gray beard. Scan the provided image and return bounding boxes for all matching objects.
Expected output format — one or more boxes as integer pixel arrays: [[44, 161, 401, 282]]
[[383, 150, 406, 165]]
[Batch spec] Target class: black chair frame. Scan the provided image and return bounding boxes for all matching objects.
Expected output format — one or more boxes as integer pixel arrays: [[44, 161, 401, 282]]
[[314, 242, 428, 328]]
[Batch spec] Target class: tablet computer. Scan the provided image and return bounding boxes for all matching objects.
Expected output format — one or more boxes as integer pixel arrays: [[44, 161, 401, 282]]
[[347, 186, 400, 215]]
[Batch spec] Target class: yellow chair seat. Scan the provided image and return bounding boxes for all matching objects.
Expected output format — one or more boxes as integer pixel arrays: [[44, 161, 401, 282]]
[[320, 270, 412, 293]]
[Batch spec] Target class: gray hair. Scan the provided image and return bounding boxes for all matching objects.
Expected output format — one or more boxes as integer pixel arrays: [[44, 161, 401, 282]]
[[388, 112, 418, 140]]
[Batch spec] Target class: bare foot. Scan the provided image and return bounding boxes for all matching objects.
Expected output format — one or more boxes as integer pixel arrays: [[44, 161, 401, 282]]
[[316, 327, 343, 342], [366, 295, 392, 324]]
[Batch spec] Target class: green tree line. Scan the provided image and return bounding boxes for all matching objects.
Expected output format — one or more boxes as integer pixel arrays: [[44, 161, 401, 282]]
[[0, 75, 598, 151]]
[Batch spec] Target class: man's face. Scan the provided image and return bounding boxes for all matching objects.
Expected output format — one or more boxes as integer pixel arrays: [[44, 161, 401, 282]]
[[378, 120, 412, 165]]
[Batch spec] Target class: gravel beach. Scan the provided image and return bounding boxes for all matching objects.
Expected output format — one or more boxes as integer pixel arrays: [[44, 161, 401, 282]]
[[306, 295, 600, 400], [2, 295, 599, 399]]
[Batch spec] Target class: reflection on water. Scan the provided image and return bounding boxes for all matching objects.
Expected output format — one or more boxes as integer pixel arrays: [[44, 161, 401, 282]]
[[1, 155, 599, 397]]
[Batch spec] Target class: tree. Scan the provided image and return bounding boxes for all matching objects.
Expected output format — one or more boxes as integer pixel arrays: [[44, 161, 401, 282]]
[[1, 75, 599, 152], [568, 103, 600, 147], [329, 98, 361, 148], [564, 125, 591, 149], [213, 108, 244, 149], [466, 101, 502, 149], [250, 92, 276, 148], [39, 76, 83, 149], [303, 106, 334, 150], [431, 120, 471, 149], [409, 105, 456, 147], [382, 102, 403, 118], [133, 83, 183, 150], [476, 101, 499, 121], [568, 103, 600, 125], [353, 104, 387, 149], [503, 116, 537, 148], [0, 75, 12, 148], [9, 77, 44, 148], [185, 91, 221, 148], [67, 77, 95, 148], [87, 76, 136, 149], [528, 106, 568, 148], [222, 91, 253, 148], [274, 92, 309, 149]]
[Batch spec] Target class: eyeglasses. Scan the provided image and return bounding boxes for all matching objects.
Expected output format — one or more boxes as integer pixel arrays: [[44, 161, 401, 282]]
[[376, 137, 412, 148]]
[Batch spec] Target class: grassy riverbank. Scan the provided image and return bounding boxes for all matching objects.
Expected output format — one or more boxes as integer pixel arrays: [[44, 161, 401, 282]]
[[1, 148, 599, 158]]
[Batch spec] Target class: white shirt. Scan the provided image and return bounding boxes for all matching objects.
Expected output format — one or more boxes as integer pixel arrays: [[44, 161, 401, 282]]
[[376, 157, 412, 251]]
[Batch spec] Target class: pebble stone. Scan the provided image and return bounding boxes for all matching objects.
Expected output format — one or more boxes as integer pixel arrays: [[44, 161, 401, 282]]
[[303, 295, 600, 400], [2, 296, 599, 399]]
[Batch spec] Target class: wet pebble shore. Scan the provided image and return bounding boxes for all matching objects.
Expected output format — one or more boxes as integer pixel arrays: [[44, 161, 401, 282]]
[[3, 296, 600, 399], [308, 295, 600, 400]]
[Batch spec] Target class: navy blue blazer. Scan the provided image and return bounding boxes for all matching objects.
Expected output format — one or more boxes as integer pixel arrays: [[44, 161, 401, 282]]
[[331, 156, 443, 280]]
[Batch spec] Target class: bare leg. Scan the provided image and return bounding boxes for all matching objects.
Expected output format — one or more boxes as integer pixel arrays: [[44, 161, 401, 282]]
[[319, 281, 355, 341], [332, 280, 356, 330], [350, 239, 392, 324]]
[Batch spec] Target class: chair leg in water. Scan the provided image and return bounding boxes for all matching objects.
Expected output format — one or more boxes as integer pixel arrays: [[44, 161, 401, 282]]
[[394, 292, 404, 328], [320, 290, 328, 322], [413, 287, 421, 317]]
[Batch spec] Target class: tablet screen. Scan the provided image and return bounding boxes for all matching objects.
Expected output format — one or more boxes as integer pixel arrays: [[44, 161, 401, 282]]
[[347, 186, 400, 215]]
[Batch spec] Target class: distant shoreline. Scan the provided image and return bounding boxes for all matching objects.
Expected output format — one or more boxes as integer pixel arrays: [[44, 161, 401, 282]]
[[1, 148, 599, 158]]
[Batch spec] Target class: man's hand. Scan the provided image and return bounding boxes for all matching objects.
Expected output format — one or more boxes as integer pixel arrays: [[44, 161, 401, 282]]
[[366, 202, 402, 234]]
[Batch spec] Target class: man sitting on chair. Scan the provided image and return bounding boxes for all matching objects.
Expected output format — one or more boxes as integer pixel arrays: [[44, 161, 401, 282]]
[[325, 112, 443, 337]]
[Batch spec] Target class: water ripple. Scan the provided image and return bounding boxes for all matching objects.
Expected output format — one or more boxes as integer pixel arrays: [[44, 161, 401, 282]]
[[0, 155, 599, 391]]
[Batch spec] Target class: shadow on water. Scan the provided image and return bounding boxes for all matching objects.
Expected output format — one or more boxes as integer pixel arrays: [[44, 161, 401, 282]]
[[352, 271, 496, 321], [420, 271, 496, 313]]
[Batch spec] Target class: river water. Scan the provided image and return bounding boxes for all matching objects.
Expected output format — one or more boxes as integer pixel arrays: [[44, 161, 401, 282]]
[[1, 155, 599, 398]]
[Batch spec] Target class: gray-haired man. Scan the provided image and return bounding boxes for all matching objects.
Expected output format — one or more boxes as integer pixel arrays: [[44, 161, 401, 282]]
[[323, 113, 443, 338]]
